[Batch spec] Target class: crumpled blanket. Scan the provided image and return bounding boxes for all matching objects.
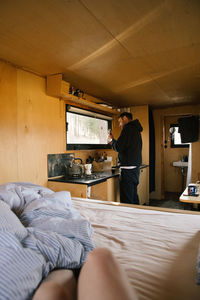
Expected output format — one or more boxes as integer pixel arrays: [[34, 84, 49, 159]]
[[0, 182, 94, 300]]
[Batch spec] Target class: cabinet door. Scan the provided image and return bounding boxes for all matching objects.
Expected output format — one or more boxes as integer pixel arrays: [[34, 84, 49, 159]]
[[138, 168, 147, 205], [107, 177, 120, 202], [90, 181, 108, 201], [48, 182, 87, 198], [90, 178, 120, 202]]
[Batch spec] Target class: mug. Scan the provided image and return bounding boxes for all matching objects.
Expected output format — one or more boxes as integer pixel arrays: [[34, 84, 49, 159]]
[[85, 164, 92, 175], [188, 185, 198, 196]]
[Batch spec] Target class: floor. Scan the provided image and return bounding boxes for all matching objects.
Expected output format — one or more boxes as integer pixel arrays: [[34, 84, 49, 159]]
[[149, 192, 185, 210]]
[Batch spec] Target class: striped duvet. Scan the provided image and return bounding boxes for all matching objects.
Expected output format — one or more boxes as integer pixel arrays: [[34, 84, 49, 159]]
[[0, 182, 94, 300]]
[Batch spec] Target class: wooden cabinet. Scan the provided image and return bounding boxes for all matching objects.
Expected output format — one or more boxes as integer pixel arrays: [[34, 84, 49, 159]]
[[90, 177, 120, 202], [48, 170, 147, 204], [47, 181, 88, 198], [138, 167, 149, 205], [47, 176, 120, 202], [107, 177, 120, 202], [90, 181, 108, 201]]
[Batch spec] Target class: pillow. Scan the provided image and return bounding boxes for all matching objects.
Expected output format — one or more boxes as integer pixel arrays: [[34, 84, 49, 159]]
[[0, 200, 27, 241]]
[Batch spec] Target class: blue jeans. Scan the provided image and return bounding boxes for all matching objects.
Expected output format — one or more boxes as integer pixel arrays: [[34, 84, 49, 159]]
[[120, 168, 140, 204]]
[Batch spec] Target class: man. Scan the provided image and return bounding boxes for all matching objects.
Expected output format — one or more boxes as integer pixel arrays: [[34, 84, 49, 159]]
[[107, 112, 143, 205]]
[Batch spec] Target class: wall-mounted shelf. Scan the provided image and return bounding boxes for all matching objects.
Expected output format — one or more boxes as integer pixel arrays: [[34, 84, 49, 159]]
[[46, 74, 119, 116]]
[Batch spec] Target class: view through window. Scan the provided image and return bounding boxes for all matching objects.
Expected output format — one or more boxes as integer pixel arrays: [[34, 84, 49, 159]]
[[66, 106, 112, 150]]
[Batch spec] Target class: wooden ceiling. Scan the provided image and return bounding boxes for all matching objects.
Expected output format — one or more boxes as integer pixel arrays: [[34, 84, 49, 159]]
[[0, 0, 200, 108]]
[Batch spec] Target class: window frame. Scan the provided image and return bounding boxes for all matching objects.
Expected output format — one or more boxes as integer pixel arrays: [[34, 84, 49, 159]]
[[66, 105, 112, 150]]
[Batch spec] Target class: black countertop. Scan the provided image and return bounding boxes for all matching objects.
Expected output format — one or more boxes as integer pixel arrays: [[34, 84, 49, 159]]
[[48, 164, 148, 187], [48, 170, 119, 186]]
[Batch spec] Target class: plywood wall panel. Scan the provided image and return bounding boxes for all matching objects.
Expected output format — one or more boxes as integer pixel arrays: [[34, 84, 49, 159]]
[[192, 140, 200, 183], [0, 61, 19, 183], [0, 60, 118, 186], [0, 60, 66, 185], [16, 69, 65, 185]]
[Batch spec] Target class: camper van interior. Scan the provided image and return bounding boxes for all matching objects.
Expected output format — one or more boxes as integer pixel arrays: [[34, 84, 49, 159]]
[[0, 1, 200, 299]]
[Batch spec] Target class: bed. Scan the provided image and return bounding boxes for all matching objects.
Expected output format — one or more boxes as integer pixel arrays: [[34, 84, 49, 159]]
[[0, 182, 200, 299], [72, 197, 200, 300]]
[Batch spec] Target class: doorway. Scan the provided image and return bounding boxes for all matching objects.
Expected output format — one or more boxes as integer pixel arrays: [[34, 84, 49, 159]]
[[162, 115, 189, 199]]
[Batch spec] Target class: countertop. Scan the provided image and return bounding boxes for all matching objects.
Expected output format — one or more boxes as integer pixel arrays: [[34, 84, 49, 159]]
[[48, 164, 148, 187], [48, 170, 119, 186]]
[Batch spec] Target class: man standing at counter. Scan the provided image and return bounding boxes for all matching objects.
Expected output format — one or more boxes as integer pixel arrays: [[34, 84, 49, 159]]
[[107, 112, 143, 205]]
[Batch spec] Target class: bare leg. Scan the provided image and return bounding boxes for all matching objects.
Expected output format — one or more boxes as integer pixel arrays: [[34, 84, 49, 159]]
[[32, 269, 77, 300], [78, 248, 137, 300], [33, 249, 137, 300]]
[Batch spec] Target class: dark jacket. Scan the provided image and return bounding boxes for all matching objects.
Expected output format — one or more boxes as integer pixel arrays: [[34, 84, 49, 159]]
[[112, 119, 143, 167]]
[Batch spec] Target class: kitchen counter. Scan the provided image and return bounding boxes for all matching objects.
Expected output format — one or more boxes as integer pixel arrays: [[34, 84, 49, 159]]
[[48, 164, 148, 202], [48, 165, 148, 186], [48, 169, 120, 186]]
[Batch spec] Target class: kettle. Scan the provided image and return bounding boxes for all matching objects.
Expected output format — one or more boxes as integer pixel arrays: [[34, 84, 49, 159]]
[[68, 158, 84, 177]]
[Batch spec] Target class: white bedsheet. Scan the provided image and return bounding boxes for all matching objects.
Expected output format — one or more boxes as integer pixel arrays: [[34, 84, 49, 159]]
[[72, 197, 200, 300]]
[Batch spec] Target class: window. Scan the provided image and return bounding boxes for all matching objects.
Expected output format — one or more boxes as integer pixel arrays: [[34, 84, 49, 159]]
[[66, 105, 112, 150], [170, 123, 189, 148]]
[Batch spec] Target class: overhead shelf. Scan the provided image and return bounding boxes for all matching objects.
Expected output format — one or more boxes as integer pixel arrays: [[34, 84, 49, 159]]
[[46, 74, 119, 116]]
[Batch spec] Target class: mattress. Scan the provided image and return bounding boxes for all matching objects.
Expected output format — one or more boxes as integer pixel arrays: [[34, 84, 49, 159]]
[[72, 197, 200, 300]]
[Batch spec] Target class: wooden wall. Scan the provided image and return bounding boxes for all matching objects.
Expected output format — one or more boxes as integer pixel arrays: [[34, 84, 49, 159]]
[[0, 60, 118, 185], [0, 60, 65, 185], [0, 60, 18, 181], [151, 105, 200, 200]]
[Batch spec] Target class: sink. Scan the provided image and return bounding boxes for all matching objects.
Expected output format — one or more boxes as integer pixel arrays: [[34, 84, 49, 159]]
[[172, 161, 188, 191], [172, 161, 188, 167]]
